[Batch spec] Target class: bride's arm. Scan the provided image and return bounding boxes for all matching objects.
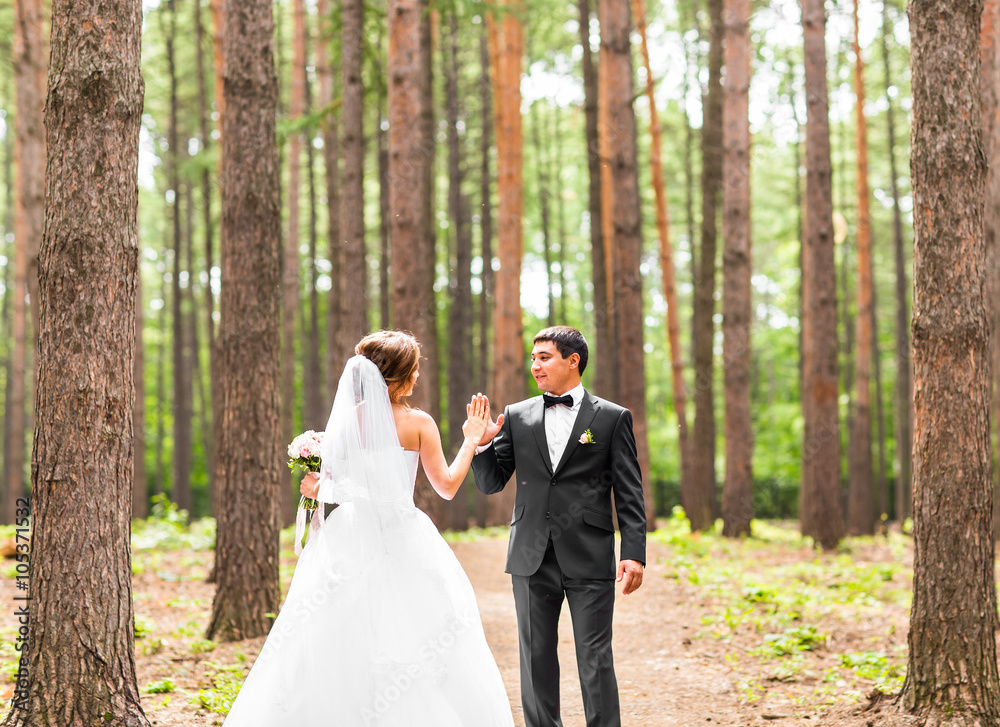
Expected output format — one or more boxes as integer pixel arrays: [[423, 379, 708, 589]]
[[414, 395, 490, 500]]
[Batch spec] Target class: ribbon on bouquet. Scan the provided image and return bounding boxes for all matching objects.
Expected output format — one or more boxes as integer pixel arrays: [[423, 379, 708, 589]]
[[294, 497, 326, 556]]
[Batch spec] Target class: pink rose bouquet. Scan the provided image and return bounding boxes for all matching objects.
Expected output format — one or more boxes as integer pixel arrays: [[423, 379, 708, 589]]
[[287, 430, 324, 554]]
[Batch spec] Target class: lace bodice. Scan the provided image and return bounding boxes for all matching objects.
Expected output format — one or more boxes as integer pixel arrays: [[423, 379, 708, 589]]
[[316, 447, 420, 506], [403, 448, 420, 491]]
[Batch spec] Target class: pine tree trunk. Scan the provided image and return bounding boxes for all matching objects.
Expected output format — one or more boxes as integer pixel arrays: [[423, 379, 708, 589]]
[[689, 0, 723, 533], [389, 0, 442, 524], [134, 260, 147, 521], [304, 70, 325, 430], [155, 269, 168, 500], [444, 11, 473, 531], [476, 25, 494, 528], [195, 0, 216, 513], [316, 0, 343, 402], [596, 14, 618, 404], [2, 0, 148, 721], [377, 40, 391, 331], [485, 6, 526, 527], [166, 0, 193, 515], [848, 0, 875, 536], [601, 0, 655, 530], [2, 95, 13, 496], [983, 0, 1000, 540], [577, 0, 611, 400], [341, 0, 368, 353], [281, 0, 307, 527], [720, 0, 753, 537], [206, 0, 282, 643], [800, 0, 845, 549], [6, 0, 46, 524], [879, 0, 912, 525], [633, 0, 693, 518], [530, 97, 555, 326], [903, 0, 1000, 718], [555, 104, 567, 323]]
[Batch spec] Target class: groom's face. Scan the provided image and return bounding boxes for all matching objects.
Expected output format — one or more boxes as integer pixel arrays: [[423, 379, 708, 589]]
[[530, 341, 580, 395]]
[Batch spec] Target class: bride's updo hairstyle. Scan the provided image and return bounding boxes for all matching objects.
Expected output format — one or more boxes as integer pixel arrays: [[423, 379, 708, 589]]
[[354, 330, 421, 404]]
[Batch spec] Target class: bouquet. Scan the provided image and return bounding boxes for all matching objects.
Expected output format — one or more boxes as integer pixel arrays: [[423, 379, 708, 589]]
[[287, 430, 324, 554]]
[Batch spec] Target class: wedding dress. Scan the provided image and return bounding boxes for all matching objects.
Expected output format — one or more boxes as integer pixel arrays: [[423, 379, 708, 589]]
[[223, 356, 515, 727]]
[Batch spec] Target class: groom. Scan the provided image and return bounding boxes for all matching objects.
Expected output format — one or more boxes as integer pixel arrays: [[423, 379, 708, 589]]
[[472, 326, 646, 727]]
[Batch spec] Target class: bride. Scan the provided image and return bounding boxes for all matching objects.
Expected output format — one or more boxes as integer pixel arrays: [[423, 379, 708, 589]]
[[222, 330, 515, 726]]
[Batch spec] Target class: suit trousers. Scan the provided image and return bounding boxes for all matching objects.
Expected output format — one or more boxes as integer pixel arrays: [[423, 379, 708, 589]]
[[511, 539, 621, 727]]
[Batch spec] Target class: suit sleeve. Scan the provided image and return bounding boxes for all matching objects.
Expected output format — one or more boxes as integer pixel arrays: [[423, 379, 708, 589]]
[[471, 406, 516, 495], [610, 408, 647, 566]]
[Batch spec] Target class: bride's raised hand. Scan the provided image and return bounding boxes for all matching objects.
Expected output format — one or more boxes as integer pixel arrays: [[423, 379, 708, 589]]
[[463, 394, 490, 444]]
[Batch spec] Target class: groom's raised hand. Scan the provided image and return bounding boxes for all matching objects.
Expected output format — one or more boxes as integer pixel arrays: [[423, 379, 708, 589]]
[[467, 394, 504, 448]]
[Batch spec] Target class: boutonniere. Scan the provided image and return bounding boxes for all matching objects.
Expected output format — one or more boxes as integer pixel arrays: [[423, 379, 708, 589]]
[[579, 429, 596, 445]]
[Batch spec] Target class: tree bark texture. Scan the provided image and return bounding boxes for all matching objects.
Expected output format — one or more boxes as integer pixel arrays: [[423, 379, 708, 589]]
[[800, 0, 844, 549], [578, 0, 612, 401], [3, 0, 149, 723], [983, 0, 1000, 539], [903, 0, 1000, 720], [6, 0, 46, 524], [476, 24, 494, 528], [486, 6, 526, 526], [690, 0, 723, 532], [444, 10, 473, 531], [206, 0, 283, 643], [632, 0, 693, 523], [720, 0, 753, 538], [341, 0, 368, 353], [848, 0, 875, 536], [600, 0, 655, 530]]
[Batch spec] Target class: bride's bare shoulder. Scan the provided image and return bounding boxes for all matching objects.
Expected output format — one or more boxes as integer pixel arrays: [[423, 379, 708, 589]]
[[392, 405, 437, 449]]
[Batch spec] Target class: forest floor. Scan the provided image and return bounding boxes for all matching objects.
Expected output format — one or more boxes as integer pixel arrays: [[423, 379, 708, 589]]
[[0, 508, 927, 726]]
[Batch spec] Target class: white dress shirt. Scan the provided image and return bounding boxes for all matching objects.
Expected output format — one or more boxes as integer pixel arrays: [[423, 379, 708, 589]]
[[543, 383, 585, 467]]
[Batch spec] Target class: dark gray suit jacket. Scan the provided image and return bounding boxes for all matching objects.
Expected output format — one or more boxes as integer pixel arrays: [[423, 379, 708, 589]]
[[471, 390, 646, 579]]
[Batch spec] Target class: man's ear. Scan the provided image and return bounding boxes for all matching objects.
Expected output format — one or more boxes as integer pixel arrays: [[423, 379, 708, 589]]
[[568, 353, 580, 369]]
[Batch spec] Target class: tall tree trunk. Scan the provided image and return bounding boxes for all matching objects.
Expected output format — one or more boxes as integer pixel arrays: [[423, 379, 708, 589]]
[[800, 0, 845, 549], [632, 0, 693, 517], [444, 11, 473, 531], [2, 85, 13, 496], [155, 267, 168, 499], [317, 0, 343, 401], [304, 64, 325, 430], [903, 0, 1000, 717], [848, 0, 875, 536], [210, 0, 225, 134], [195, 0, 217, 514], [3, 0, 148, 721], [554, 104, 567, 323], [206, 0, 282, 643], [720, 0, 753, 537], [185, 182, 210, 519], [871, 281, 888, 523], [134, 258, 147, 520], [984, 0, 1000, 540], [601, 0, 655, 530], [282, 0, 307, 527], [578, 0, 611, 399], [476, 24, 494, 528], [341, 0, 368, 354], [167, 0, 193, 515], [6, 0, 46, 524], [378, 38, 391, 331], [689, 0, 723, 533], [530, 96, 555, 326], [486, 6, 526, 526], [389, 0, 443, 523], [596, 9, 618, 403], [880, 0, 912, 525]]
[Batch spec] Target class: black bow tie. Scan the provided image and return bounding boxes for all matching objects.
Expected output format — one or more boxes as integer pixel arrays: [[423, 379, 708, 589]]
[[543, 394, 574, 409]]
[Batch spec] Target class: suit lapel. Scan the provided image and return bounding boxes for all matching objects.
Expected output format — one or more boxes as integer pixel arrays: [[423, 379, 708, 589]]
[[528, 397, 554, 472], [553, 391, 600, 476]]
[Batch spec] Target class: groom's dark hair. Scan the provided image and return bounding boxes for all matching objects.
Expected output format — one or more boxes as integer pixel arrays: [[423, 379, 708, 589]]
[[534, 326, 589, 375]]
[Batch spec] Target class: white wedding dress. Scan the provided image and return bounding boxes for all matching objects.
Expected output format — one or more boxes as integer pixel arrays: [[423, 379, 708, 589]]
[[223, 357, 515, 727]]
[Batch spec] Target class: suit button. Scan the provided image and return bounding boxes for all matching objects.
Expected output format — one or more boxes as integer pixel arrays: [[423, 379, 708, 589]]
[[550, 478, 556, 485], [545, 512, 551, 519]]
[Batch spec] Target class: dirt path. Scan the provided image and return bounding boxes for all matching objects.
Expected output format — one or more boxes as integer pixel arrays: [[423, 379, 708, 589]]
[[0, 537, 756, 726], [454, 538, 750, 726]]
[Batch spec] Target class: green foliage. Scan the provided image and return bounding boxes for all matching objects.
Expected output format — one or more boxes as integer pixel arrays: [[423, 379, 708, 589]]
[[838, 651, 906, 691], [190, 663, 246, 715], [441, 526, 510, 543], [131, 495, 216, 551], [134, 614, 156, 639], [752, 626, 825, 658], [144, 679, 176, 694]]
